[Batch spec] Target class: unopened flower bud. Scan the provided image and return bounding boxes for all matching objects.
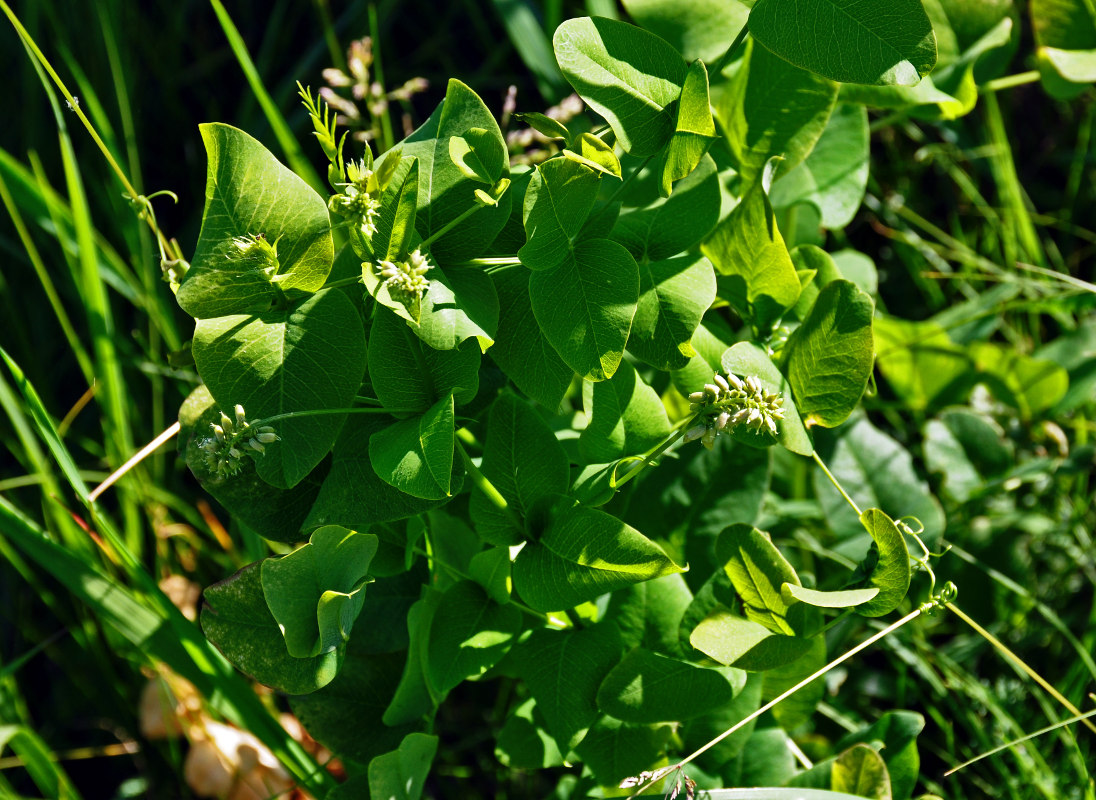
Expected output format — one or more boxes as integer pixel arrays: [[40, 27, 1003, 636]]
[[248, 438, 265, 453]]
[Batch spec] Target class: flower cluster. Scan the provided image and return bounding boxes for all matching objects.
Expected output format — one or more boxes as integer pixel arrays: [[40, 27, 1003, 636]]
[[376, 248, 432, 303], [198, 404, 279, 480], [682, 372, 786, 449], [226, 233, 279, 279], [328, 159, 380, 238]]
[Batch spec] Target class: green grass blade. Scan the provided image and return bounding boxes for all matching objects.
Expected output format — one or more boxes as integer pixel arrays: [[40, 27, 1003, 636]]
[[0, 497, 337, 797], [208, 0, 325, 193], [490, 0, 567, 103], [0, 725, 82, 800]]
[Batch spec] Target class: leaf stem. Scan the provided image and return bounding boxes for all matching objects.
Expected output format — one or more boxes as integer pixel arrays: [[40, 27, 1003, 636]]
[[948, 603, 1096, 735], [600, 152, 655, 210], [712, 22, 750, 75], [631, 607, 923, 797], [980, 70, 1040, 94], [455, 440, 525, 532], [452, 257, 523, 268], [811, 451, 862, 516], [419, 203, 485, 251], [323, 276, 363, 289], [259, 406, 413, 425], [612, 413, 699, 490]]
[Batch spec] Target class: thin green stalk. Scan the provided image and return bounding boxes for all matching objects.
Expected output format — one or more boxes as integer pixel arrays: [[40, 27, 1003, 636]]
[[418, 202, 486, 250], [600, 152, 654, 210], [612, 413, 698, 490], [980, 70, 1040, 94], [812, 451, 862, 516], [712, 22, 749, 75], [983, 91, 1045, 268], [368, 4, 396, 152], [948, 603, 1096, 736], [455, 439, 525, 532], [631, 608, 925, 796], [945, 708, 1096, 777], [208, 0, 324, 192], [313, 0, 347, 74]]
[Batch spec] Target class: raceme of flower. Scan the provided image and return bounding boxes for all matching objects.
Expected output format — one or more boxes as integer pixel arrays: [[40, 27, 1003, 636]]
[[198, 404, 279, 480], [682, 372, 786, 448], [227, 232, 279, 279], [376, 248, 432, 303], [328, 159, 380, 238]]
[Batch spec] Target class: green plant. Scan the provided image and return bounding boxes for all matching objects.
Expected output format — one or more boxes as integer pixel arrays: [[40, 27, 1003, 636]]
[[2, 0, 1095, 798]]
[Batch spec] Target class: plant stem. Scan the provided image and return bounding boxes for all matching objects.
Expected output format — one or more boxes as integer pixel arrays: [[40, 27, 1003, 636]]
[[261, 406, 409, 425], [948, 603, 1096, 736], [631, 608, 923, 797], [612, 413, 699, 490], [453, 257, 523, 268], [455, 440, 525, 532], [418, 203, 485, 250], [601, 153, 654, 210], [324, 276, 363, 289], [811, 451, 862, 516], [712, 22, 750, 75], [980, 70, 1040, 94]]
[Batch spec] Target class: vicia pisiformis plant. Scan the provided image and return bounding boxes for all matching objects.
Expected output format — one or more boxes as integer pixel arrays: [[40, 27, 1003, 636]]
[[154, 0, 1083, 797]]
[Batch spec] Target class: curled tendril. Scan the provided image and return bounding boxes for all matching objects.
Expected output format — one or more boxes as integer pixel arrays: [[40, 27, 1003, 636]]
[[919, 581, 958, 615]]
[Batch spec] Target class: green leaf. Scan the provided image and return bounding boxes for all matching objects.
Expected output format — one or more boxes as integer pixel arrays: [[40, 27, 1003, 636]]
[[839, 75, 969, 120], [367, 733, 438, 800], [837, 711, 924, 800], [721, 342, 814, 456], [782, 584, 880, 609], [1032, 0, 1096, 94], [513, 498, 683, 612], [0, 725, 80, 800], [470, 393, 571, 546], [369, 393, 456, 500], [855, 508, 913, 618], [469, 547, 513, 604], [763, 633, 827, 731], [596, 648, 745, 723], [304, 414, 462, 531], [631, 254, 718, 371], [923, 410, 1013, 503], [426, 581, 522, 692], [511, 627, 624, 751], [449, 128, 506, 185], [489, 267, 574, 410], [180, 123, 334, 318], [680, 673, 763, 770], [689, 609, 813, 672], [658, 59, 717, 197], [832, 744, 893, 799], [702, 182, 801, 331], [770, 104, 870, 230], [384, 590, 444, 726], [622, 0, 749, 62], [717, 524, 803, 636], [412, 263, 500, 352], [201, 562, 342, 694], [192, 288, 367, 489], [400, 79, 511, 262], [813, 416, 946, 550], [579, 359, 672, 462], [529, 238, 640, 381], [290, 645, 417, 764], [180, 385, 324, 544], [749, 0, 937, 86], [369, 305, 481, 415], [611, 153, 721, 262], [371, 155, 420, 263], [514, 111, 571, 141], [519, 158, 602, 272], [554, 17, 687, 156], [970, 342, 1069, 420], [563, 132, 623, 178], [574, 715, 674, 787], [719, 40, 838, 184], [873, 316, 972, 410], [495, 698, 566, 769], [782, 279, 875, 428], [599, 573, 695, 659], [260, 526, 377, 658]]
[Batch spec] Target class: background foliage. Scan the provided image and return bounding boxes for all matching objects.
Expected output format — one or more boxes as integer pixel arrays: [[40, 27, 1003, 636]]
[[0, 1, 1094, 799]]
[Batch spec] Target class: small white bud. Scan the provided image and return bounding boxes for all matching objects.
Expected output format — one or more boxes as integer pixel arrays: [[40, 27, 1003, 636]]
[[256, 431, 279, 444], [228, 447, 241, 459], [715, 411, 731, 431], [688, 391, 707, 404], [248, 438, 265, 453], [212, 424, 225, 442], [714, 374, 730, 392], [701, 427, 718, 449], [219, 412, 234, 433], [682, 425, 707, 443], [234, 404, 247, 425]]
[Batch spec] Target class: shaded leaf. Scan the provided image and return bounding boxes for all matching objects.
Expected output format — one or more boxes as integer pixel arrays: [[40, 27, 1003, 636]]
[[579, 359, 672, 462]]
